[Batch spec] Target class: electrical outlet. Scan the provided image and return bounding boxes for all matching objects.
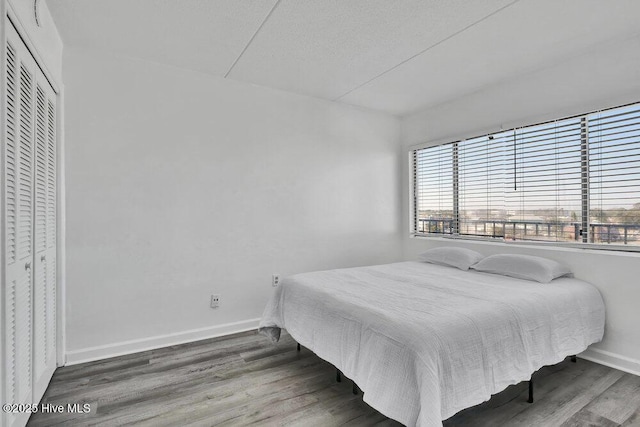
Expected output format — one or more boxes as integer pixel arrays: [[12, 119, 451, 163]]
[[272, 274, 280, 287], [210, 294, 220, 308]]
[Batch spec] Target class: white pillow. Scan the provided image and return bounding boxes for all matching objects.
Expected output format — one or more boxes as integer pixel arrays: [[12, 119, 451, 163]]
[[418, 247, 484, 271], [470, 254, 572, 283]]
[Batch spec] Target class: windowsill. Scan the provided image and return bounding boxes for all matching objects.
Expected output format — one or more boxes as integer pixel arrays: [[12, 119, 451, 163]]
[[409, 234, 640, 257]]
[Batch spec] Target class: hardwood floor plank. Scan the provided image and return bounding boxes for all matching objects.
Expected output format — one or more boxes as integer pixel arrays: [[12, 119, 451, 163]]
[[443, 359, 591, 427], [96, 354, 332, 425], [91, 356, 327, 426], [559, 408, 618, 427], [583, 373, 640, 424], [27, 330, 636, 427], [623, 408, 640, 427], [501, 363, 624, 427], [277, 390, 363, 426]]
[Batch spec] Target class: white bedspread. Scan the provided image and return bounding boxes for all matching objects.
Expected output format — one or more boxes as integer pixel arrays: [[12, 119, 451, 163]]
[[259, 261, 605, 427]]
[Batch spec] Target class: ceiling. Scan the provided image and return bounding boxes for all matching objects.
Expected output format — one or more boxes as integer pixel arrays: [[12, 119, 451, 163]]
[[47, 0, 640, 117]]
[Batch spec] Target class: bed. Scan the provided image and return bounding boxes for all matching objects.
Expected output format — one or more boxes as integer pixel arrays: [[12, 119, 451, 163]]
[[259, 260, 605, 427]]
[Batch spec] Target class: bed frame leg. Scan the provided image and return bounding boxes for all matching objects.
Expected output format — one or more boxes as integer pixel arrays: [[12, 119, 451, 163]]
[[528, 379, 534, 404], [297, 343, 301, 352], [336, 369, 341, 383], [352, 381, 358, 395], [570, 355, 577, 363]]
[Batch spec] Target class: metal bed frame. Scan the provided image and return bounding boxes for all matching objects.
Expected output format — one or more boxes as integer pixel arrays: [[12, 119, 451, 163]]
[[295, 342, 576, 403]]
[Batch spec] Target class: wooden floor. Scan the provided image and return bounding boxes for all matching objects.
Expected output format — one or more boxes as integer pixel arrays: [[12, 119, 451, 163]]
[[28, 331, 640, 427]]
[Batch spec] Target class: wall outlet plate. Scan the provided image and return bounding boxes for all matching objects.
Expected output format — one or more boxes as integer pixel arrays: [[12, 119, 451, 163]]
[[272, 274, 280, 287], [210, 294, 220, 308]]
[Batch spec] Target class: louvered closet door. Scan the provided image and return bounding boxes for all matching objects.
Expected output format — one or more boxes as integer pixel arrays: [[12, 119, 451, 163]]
[[32, 66, 57, 404], [4, 21, 37, 427], [4, 19, 58, 427]]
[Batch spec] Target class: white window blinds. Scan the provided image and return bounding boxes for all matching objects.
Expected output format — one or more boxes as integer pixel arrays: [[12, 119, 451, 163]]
[[413, 144, 453, 234], [412, 101, 640, 249], [457, 134, 507, 237], [505, 118, 583, 242], [588, 105, 640, 244]]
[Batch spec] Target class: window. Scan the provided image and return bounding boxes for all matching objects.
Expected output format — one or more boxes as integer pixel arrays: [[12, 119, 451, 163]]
[[588, 105, 640, 244], [458, 133, 507, 238], [411, 102, 640, 248], [413, 144, 453, 234]]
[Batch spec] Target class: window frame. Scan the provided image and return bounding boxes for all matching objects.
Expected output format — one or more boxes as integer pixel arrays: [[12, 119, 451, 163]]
[[409, 101, 640, 253]]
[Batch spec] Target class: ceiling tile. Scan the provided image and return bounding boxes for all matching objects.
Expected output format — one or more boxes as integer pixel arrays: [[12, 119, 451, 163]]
[[47, 0, 278, 76], [228, 0, 515, 100], [340, 0, 640, 115], [47, 0, 640, 117]]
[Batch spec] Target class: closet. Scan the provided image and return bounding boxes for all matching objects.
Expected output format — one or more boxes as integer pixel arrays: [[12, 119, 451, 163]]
[[3, 16, 58, 427]]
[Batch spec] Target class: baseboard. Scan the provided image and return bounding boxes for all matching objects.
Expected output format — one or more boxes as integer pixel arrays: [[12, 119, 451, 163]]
[[580, 347, 640, 377], [64, 321, 640, 378], [65, 318, 261, 366]]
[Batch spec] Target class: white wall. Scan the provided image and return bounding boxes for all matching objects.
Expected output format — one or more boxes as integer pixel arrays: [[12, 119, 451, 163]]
[[401, 33, 640, 375], [63, 47, 403, 363], [402, 34, 640, 146]]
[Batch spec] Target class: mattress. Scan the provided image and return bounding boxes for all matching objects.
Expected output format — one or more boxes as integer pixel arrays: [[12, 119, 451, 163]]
[[259, 261, 605, 427]]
